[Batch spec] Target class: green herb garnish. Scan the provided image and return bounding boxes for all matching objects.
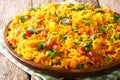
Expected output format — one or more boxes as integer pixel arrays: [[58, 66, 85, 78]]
[[78, 36, 82, 41], [36, 19, 43, 25], [46, 50, 57, 58], [60, 18, 69, 24], [62, 35, 67, 42], [72, 26, 78, 31], [38, 43, 44, 51], [84, 41, 92, 47], [85, 47, 90, 52], [74, 42, 80, 46], [99, 26, 107, 31], [85, 19, 93, 25], [112, 14, 120, 23], [115, 33, 120, 39], [22, 33, 26, 38], [105, 55, 110, 61], [76, 64, 83, 69], [71, 5, 85, 11], [19, 15, 29, 22]]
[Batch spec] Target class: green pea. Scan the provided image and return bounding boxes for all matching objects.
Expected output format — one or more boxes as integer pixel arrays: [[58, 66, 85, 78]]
[[78, 36, 82, 41], [99, 26, 107, 31], [84, 19, 93, 25], [105, 55, 110, 61], [85, 47, 90, 52], [108, 38, 113, 43], [22, 33, 26, 38], [115, 33, 120, 39], [74, 42, 80, 46], [72, 26, 78, 31], [76, 64, 83, 69], [19, 15, 29, 22], [38, 43, 44, 51], [84, 41, 91, 47]]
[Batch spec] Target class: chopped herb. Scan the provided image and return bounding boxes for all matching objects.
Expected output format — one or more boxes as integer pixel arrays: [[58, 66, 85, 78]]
[[47, 11, 52, 15], [105, 55, 110, 61], [38, 43, 44, 50], [29, 8, 36, 11], [112, 14, 120, 23], [95, 8, 103, 13], [74, 42, 80, 46], [55, 10, 59, 17], [99, 26, 107, 31], [46, 50, 57, 58], [94, 42, 97, 44], [22, 33, 26, 38], [78, 36, 82, 41], [108, 38, 113, 43], [87, 37, 92, 41], [19, 15, 29, 22], [52, 32, 56, 35], [90, 33, 100, 39], [60, 18, 69, 24], [108, 25, 113, 30], [72, 26, 78, 31], [28, 28, 36, 34], [85, 47, 90, 52], [107, 21, 111, 23], [115, 33, 120, 39], [62, 35, 67, 42], [36, 19, 42, 25], [67, 5, 73, 8], [85, 19, 93, 25], [71, 5, 85, 11], [82, 11, 88, 15], [76, 64, 83, 69], [84, 41, 92, 47]]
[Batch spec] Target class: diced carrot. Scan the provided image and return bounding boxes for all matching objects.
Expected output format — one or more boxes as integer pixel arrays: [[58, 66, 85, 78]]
[[25, 30, 31, 37], [70, 59, 78, 69], [45, 40, 56, 50], [116, 26, 120, 32], [77, 47, 86, 55], [10, 38, 16, 45]]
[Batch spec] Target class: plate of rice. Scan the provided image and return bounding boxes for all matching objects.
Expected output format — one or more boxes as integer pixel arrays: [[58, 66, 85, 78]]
[[4, 2, 120, 78]]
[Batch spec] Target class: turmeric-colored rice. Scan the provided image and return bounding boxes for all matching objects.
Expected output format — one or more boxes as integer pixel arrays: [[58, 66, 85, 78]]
[[7, 2, 120, 69]]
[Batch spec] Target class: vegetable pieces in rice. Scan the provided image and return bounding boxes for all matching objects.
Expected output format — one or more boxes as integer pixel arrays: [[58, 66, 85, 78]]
[[7, 2, 120, 69]]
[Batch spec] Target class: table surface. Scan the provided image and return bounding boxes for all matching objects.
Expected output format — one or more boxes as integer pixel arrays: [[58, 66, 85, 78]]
[[0, 0, 120, 80]]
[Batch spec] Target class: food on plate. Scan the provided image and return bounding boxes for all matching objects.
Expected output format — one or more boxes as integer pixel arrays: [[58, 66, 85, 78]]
[[7, 2, 120, 69]]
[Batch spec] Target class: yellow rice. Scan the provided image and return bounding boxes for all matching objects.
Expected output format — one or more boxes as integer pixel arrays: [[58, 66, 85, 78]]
[[7, 2, 120, 69]]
